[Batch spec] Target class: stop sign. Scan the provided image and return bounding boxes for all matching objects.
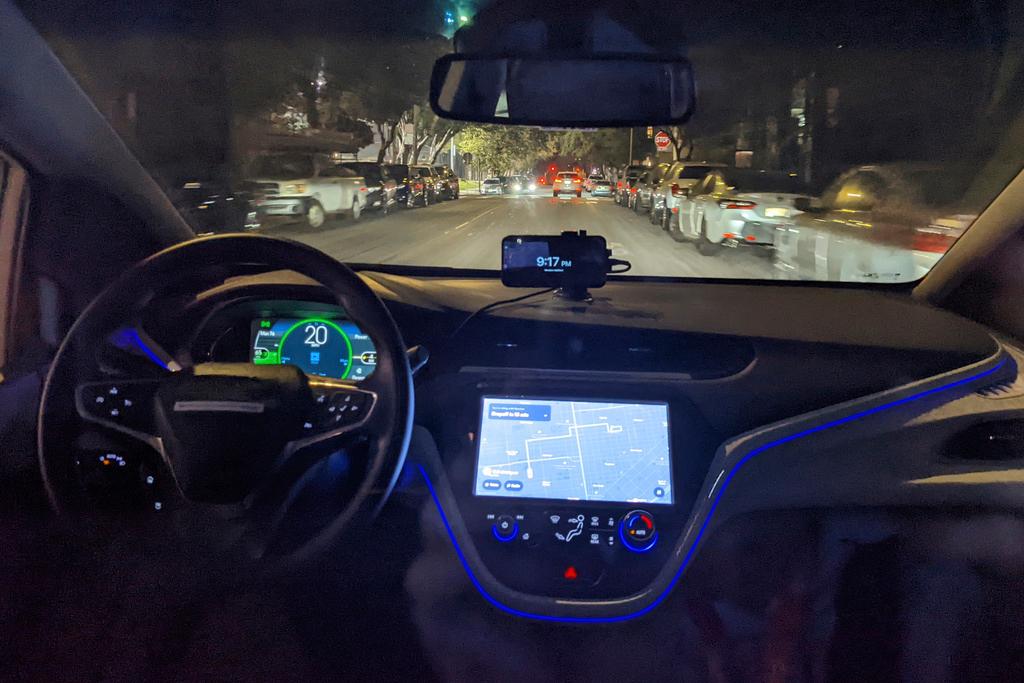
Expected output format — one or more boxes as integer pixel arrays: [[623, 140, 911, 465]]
[[654, 130, 672, 151]]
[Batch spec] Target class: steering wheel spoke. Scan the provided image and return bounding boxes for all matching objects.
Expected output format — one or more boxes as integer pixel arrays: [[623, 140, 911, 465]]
[[75, 378, 164, 452], [286, 378, 379, 453]]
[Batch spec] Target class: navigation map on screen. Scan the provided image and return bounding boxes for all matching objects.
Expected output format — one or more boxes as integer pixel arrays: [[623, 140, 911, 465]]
[[475, 397, 672, 504]]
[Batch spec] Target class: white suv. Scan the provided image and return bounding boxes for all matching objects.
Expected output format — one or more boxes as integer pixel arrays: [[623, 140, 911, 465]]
[[248, 154, 368, 229]]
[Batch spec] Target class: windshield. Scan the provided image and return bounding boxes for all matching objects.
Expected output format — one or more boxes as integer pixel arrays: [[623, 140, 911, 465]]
[[17, 0, 1024, 283]]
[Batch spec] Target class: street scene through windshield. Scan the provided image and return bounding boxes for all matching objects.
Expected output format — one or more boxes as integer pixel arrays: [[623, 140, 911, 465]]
[[20, 0, 1024, 282]]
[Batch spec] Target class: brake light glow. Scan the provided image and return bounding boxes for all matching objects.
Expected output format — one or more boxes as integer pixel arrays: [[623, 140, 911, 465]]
[[670, 183, 685, 197], [359, 187, 367, 192], [719, 200, 758, 210], [912, 229, 957, 253], [617, 181, 623, 188]]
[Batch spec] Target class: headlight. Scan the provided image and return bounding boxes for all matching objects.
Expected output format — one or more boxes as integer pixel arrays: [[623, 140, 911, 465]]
[[282, 183, 307, 194]]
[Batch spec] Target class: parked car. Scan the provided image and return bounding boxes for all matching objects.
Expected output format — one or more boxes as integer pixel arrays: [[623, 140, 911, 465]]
[[614, 164, 647, 205], [337, 162, 397, 214], [408, 164, 440, 205], [481, 177, 505, 195], [584, 173, 604, 192], [652, 162, 727, 230], [248, 153, 367, 228], [432, 165, 460, 200], [553, 171, 583, 197], [774, 163, 977, 282], [170, 178, 260, 235], [633, 163, 670, 214], [591, 179, 614, 197], [385, 164, 427, 208], [675, 170, 811, 255]]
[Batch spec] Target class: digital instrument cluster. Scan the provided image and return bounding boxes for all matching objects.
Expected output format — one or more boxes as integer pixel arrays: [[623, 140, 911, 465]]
[[250, 317, 377, 380]]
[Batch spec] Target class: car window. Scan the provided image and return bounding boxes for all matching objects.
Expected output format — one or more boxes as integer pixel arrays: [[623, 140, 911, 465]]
[[252, 156, 315, 179], [323, 166, 359, 178], [835, 171, 888, 211], [675, 166, 716, 180]]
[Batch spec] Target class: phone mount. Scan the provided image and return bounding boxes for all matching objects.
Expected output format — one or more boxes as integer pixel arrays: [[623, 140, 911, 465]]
[[501, 230, 630, 302]]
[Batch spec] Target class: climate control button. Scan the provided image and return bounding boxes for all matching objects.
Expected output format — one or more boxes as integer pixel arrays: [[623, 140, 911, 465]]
[[492, 514, 518, 542], [619, 509, 658, 552]]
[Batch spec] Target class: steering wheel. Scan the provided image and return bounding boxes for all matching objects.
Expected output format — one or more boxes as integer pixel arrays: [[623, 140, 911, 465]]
[[38, 234, 414, 565]]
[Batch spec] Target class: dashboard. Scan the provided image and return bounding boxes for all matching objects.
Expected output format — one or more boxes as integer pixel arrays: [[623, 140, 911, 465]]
[[139, 272, 1017, 623]]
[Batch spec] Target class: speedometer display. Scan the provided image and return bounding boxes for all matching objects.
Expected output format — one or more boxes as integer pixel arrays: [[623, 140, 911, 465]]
[[250, 317, 377, 381]]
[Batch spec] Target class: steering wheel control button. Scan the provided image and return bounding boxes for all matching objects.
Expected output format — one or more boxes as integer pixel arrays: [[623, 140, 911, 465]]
[[492, 514, 518, 542], [305, 389, 374, 432], [77, 381, 159, 434], [620, 509, 658, 552]]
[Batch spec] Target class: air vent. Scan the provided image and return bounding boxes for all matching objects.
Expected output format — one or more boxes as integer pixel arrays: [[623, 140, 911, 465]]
[[945, 421, 1024, 461], [976, 375, 1024, 398], [457, 320, 754, 379]]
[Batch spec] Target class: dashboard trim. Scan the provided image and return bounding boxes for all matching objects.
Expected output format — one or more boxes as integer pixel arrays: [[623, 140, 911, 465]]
[[418, 351, 1011, 623]]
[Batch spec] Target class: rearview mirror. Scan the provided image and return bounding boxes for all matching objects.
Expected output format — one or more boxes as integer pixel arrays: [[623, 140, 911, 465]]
[[430, 54, 696, 127]]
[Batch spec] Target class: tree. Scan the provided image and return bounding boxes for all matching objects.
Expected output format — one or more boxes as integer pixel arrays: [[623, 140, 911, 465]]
[[411, 106, 466, 164], [457, 126, 552, 175], [664, 126, 693, 161], [329, 34, 449, 162]]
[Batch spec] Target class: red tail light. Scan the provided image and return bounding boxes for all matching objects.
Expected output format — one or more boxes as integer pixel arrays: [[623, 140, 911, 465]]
[[911, 228, 957, 253], [629, 187, 638, 193], [573, 178, 581, 184], [414, 182, 424, 190], [718, 200, 758, 210], [617, 181, 623, 189], [359, 187, 367, 192], [670, 183, 685, 197]]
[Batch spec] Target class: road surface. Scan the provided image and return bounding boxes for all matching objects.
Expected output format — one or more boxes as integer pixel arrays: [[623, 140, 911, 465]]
[[261, 192, 778, 279]]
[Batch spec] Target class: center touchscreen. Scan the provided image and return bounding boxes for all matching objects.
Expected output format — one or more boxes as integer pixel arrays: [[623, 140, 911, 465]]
[[475, 397, 672, 504]]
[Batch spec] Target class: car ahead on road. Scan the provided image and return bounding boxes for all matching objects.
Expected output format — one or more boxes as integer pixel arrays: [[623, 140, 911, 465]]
[[633, 163, 671, 214], [248, 153, 368, 228], [591, 179, 614, 197], [507, 175, 533, 194], [481, 177, 505, 195], [170, 178, 261, 235], [432, 165, 460, 200], [337, 162, 397, 214], [653, 162, 727, 230], [553, 171, 583, 197], [774, 164, 977, 282], [677, 170, 812, 255]]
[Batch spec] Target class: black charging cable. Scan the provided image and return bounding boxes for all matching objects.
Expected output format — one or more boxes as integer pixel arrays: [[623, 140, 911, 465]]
[[448, 287, 556, 340]]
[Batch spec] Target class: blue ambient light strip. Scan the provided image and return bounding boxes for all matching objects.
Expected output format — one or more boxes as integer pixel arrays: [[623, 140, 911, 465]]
[[418, 358, 1008, 624]]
